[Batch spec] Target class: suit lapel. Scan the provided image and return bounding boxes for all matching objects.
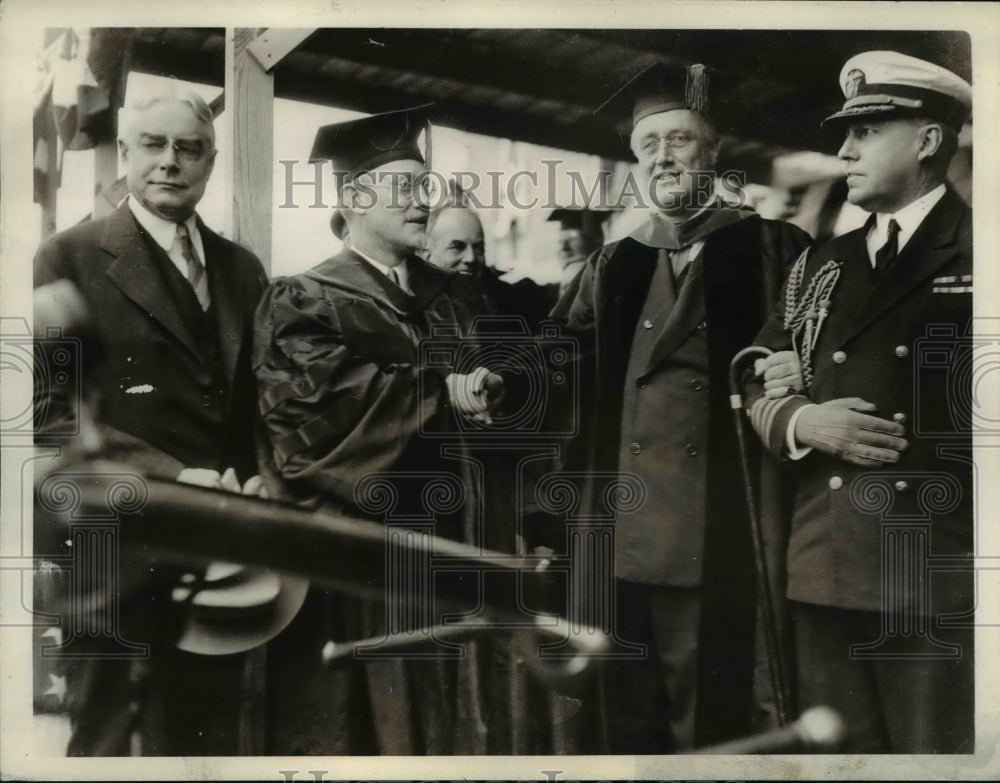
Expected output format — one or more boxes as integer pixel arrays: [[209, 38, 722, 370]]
[[819, 227, 877, 351], [857, 190, 966, 326], [643, 247, 708, 373], [837, 190, 966, 345], [102, 204, 200, 358], [200, 221, 244, 387]]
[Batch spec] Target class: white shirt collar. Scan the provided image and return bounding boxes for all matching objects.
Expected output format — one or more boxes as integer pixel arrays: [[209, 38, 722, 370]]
[[872, 183, 947, 255], [127, 194, 199, 253], [352, 245, 410, 292]]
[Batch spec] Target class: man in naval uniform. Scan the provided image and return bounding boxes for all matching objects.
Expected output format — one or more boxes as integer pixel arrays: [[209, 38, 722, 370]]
[[745, 51, 974, 753], [549, 63, 812, 751]]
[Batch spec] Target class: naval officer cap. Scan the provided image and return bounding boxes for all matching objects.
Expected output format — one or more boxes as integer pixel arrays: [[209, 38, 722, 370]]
[[595, 61, 720, 125], [823, 51, 971, 130], [547, 207, 613, 236], [310, 104, 433, 182]]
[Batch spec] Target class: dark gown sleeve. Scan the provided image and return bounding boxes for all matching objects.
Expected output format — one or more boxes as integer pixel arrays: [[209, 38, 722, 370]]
[[253, 275, 450, 508]]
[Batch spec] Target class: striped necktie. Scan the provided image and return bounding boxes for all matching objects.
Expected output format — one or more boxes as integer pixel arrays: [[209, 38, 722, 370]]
[[176, 223, 210, 310]]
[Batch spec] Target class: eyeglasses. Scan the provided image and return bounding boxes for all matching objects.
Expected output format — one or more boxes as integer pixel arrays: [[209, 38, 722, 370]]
[[638, 131, 698, 154], [136, 135, 210, 162], [353, 175, 440, 203]]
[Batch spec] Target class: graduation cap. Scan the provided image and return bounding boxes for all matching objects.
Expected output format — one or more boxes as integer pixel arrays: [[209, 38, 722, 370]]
[[595, 62, 715, 125], [547, 207, 613, 237], [310, 104, 433, 182]]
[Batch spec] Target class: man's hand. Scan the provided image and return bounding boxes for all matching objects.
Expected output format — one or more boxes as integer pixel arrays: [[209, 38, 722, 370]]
[[176, 467, 243, 493], [755, 351, 805, 399], [446, 367, 504, 421], [794, 398, 908, 467], [241, 474, 269, 499], [482, 371, 504, 413]]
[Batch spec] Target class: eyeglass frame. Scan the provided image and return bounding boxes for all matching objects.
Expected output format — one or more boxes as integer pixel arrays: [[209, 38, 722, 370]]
[[131, 133, 214, 162], [347, 170, 443, 207]]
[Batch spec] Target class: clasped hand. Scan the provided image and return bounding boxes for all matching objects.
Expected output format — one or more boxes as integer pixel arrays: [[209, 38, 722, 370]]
[[754, 350, 805, 398]]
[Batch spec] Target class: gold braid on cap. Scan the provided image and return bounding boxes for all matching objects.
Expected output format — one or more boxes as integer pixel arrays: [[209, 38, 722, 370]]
[[782, 251, 842, 390], [685, 64, 709, 115]]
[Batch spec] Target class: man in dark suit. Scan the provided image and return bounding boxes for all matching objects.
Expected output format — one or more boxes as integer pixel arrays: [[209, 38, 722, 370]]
[[745, 51, 974, 753], [549, 63, 811, 751], [33, 84, 268, 755]]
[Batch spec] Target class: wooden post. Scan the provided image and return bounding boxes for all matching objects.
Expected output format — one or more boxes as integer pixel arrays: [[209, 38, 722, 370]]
[[93, 139, 119, 220], [224, 28, 273, 273], [41, 129, 58, 239]]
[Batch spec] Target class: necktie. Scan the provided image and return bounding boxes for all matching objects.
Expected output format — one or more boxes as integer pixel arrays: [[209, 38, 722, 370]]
[[176, 223, 210, 310], [874, 218, 900, 277], [387, 266, 401, 287], [672, 246, 692, 290]]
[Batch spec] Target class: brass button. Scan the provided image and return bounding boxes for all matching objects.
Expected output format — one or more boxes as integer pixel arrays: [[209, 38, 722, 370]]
[[685, 443, 698, 457], [895, 345, 910, 358], [829, 476, 843, 490], [643, 319, 654, 330], [630, 442, 642, 455], [892, 412, 907, 424], [832, 351, 847, 365], [696, 320, 707, 331], [200, 393, 213, 407], [690, 379, 704, 391], [637, 380, 648, 389], [894, 480, 909, 492]]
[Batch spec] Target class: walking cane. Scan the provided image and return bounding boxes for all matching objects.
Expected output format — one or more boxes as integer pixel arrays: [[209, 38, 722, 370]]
[[728, 346, 792, 727]]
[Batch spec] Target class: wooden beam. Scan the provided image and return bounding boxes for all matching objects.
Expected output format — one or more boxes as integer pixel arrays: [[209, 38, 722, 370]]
[[225, 28, 273, 273], [245, 28, 316, 73], [93, 140, 119, 220]]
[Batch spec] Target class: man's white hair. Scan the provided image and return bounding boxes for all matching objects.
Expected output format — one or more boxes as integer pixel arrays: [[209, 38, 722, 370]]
[[118, 81, 216, 147]]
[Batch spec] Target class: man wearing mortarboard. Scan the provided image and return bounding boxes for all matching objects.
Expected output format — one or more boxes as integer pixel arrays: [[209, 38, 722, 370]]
[[547, 207, 613, 297], [549, 62, 812, 751], [743, 51, 974, 753], [252, 105, 502, 754]]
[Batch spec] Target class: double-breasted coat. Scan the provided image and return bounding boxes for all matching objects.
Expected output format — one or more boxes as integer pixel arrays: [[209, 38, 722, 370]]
[[747, 187, 974, 617], [549, 206, 811, 744]]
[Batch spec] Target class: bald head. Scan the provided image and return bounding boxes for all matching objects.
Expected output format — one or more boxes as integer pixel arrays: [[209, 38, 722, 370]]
[[424, 207, 486, 276]]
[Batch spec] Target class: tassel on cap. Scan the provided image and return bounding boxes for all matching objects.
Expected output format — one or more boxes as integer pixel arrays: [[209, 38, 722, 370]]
[[685, 63, 709, 115]]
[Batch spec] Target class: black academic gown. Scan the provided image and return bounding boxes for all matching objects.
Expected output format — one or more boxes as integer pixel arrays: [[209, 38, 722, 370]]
[[254, 249, 491, 754], [549, 204, 811, 748]]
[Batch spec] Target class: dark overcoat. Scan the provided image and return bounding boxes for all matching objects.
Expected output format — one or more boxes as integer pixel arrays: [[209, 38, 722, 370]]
[[549, 208, 811, 743]]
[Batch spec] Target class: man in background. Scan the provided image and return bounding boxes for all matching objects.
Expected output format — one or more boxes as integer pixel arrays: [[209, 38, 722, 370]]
[[547, 207, 612, 297], [423, 202, 487, 278]]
